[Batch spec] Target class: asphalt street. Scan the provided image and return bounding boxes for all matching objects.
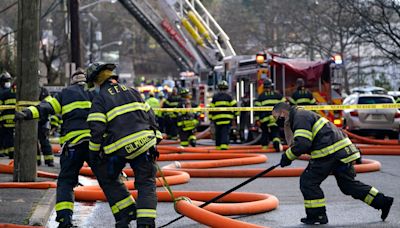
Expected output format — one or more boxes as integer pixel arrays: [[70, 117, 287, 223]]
[[46, 151, 400, 228]]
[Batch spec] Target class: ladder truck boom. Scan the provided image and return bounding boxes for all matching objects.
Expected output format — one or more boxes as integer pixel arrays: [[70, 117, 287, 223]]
[[118, 0, 195, 71]]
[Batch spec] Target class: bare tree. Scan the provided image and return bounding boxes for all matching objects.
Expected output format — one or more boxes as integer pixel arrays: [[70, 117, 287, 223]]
[[342, 0, 400, 63]]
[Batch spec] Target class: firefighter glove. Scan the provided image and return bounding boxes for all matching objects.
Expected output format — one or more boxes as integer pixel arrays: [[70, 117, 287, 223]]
[[280, 153, 292, 167], [14, 110, 29, 121], [149, 146, 160, 162], [89, 150, 102, 165]]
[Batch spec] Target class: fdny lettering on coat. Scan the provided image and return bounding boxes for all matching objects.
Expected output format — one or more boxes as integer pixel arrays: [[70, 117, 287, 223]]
[[108, 85, 128, 95]]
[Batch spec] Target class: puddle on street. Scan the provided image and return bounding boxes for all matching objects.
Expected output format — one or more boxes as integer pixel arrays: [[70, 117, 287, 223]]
[[47, 175, 99, 227]]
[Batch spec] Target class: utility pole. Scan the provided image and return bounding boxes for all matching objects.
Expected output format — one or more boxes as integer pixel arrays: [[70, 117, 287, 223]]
[[69, 0, 81, 67], [14, 0, 40, 182]]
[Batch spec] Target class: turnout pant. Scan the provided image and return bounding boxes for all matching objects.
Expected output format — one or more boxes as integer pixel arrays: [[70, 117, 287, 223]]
[[2, 127, 14, 158], [56, 142, 135, 226], [215, 123, 231, 150], [37, 127, 53, 163], [300, 151, 389, 218], [179, 129, 196, 147], [157, 116, 165, 133], [260, 123, 280, 148], [0, 127, 5, 156], [107, 151, 157, 227], [165, 116, 178, 139]]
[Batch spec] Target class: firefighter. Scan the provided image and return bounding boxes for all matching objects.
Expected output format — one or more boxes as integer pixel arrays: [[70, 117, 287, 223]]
[[86, 62, 162, 228], [162, 87, 180, 139], [146, 92, 161, 125], [177, 88, 199, 147], [157, 93, 166, 133], [0, 71, 11, 157], [288, 78, 317, 105], [15, 68, 136, 228], [36, 86, 54, 166], [210, 80, 238, 150], [0, 72, 16, 159], [255, 79, 285, 151], [273, 102, 394, 225]]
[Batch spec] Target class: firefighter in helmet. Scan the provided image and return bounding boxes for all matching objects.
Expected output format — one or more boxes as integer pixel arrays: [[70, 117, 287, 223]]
[[0, 71, 15, 158], [288, 78, 316, 105], [163, 87, 180, 139], [255, 78, 285, 151], [273, 102, 393, 225], [86, 62, 162, 228], [209, 80, 238, 150], [177, 88, 199, 147], [0, 72, 12, 157]]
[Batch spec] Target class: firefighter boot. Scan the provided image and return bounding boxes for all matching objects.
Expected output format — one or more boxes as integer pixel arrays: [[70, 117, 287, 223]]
[[300, 214, 328, 225], [115, 204, 136, 228], [56, 212, 74, 228], [273, 141, 283, 152], [45, 160, 55, 167], [301, 208, 328, 225], [137, 218, 155, 228], [189, 139, 196, 147], [371, 193, 394, 221], [381, 196, 393, 221]]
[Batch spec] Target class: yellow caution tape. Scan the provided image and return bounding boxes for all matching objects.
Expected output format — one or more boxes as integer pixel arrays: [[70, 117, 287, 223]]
[[2, 103, 398, 112], [0, 101, 40, 111], [153, 103, 400, 112]]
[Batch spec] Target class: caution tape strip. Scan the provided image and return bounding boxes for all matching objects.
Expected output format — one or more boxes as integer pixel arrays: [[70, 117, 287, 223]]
[[0, 101, 40, 111], [2, 103, 398, 112], [152, 103, 400, 112]]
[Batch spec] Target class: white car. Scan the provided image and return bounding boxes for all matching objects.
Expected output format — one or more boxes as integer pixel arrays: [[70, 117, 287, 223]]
[[350, 86, 387, 95], [343, 94, 400, 138]]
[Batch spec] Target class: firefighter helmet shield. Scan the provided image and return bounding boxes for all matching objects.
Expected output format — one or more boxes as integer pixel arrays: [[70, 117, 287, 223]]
[[296, 78, 305, 87], [217, 80, 229, 90], [263, 78, 274, 88], [0, 71, 12, 82], [86, 62, 116, 83]]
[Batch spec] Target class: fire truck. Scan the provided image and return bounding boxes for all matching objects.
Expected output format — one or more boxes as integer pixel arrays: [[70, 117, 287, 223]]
[[207, 52, 343, 142]]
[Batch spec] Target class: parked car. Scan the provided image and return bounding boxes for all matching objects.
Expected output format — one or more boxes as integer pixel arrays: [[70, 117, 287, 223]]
[[388, 91, 400, 103], [350, 86, 387, 95], [343, 94, 400, 138]]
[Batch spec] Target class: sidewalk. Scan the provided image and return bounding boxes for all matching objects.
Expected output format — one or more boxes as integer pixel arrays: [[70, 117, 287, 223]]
[[0, 156, 60, 226]]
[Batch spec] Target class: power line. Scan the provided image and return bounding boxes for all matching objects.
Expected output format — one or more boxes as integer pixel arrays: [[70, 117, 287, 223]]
[[0, 1, 17, 14], [41, 0, 62, 19]]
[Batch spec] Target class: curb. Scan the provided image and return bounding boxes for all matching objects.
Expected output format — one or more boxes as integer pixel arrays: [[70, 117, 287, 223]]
[[29, 189, 56, 226]]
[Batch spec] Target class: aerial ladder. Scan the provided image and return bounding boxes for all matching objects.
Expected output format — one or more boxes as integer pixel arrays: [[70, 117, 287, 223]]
[[118, 0, 195, 72], [118, 0, 236, 74], [157, 0, 236, 69]]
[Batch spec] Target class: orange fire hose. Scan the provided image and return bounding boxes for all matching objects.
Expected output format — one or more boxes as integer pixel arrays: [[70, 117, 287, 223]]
[[345, 130, 399, 145], [0, 225, 44, 228], [157, 145, 283, 154], [74, 190, 278, 216], [51, 144, 61, 154], [0, 139, 394, 228], [175, 198, 267, 228], [0, 162, 58, 179], [162, 159, 381, 177], [0, 182, 56, 189]]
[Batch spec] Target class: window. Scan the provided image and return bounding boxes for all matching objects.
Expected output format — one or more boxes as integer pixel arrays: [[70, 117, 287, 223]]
[[357, 97, 394, 104]]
